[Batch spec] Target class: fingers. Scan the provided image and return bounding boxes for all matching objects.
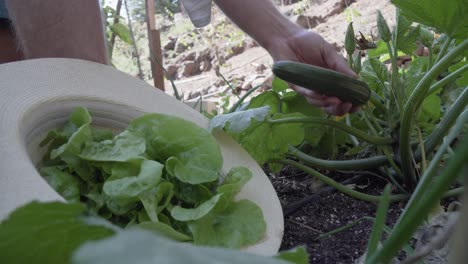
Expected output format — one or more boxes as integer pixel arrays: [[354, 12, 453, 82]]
[[294, 85, 360, 116]]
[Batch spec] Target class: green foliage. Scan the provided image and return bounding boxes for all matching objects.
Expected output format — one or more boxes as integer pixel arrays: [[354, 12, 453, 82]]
[[208, 2, 468, 262], [1, 202, 308, 264], [37, 107, 266, 249], [0, 202, 115, 264], [73, 228, 308, 264], [391, 0, 468, 39]]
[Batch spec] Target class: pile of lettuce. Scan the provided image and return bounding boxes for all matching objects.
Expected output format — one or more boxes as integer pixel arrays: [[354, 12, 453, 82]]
[[37, 107, 266, 249]]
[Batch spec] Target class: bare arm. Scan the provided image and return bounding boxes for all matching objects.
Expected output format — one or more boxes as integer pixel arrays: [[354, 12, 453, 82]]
[[213, 0, 300, 54], [6, 0, 108, 64], [214, 0, 359, 115]]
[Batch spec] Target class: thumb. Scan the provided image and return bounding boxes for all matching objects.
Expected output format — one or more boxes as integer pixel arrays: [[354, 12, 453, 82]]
[[324, 44, 357, 78]]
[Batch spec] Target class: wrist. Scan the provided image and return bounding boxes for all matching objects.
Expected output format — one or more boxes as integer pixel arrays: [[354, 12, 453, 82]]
[[260, 17, 303, 54]]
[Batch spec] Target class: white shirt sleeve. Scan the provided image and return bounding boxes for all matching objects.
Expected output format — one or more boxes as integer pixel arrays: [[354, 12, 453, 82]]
[[179, 0, 212, 27]]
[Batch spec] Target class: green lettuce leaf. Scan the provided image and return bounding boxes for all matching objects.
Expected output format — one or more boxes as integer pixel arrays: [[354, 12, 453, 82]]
[[128, 113, 223, 184], [188, 199, 266, 249], [40, 166, 81, 202], [80, 131, 146, 162], [0, 202, 114, 264], [103, 159, 164, 200]]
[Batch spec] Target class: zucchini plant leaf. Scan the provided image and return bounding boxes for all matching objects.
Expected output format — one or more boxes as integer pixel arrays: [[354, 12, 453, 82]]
[[272, 77, 290, 93], [367, 40, 389, 58], [246, 91, 282, 113], [209, 106, 271, 133], [0, 202, 114, 264], [391, 0, 468, 39], [393, 11, 421, 55]]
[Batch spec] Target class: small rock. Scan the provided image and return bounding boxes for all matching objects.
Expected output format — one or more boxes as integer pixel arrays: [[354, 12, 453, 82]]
[[199, 60, 212, 72], [295, 15, 324, 29], [182, 61, 198, 77], [214, 79, 226, 87], [182, 51, 197, 62], [163, 38, 177, 51], [252, 77, 267, 89], [255, 63, 268, 73], [166, 65, 178, 80], [188, 90, 201, 100]]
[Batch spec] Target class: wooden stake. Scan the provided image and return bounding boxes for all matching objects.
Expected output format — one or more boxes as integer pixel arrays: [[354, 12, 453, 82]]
[[145, 0, 165, 91]]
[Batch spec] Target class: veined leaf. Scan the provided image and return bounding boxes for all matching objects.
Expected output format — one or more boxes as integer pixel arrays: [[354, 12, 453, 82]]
[[272, 77, 289, 93], [392, 0, 468, 39]]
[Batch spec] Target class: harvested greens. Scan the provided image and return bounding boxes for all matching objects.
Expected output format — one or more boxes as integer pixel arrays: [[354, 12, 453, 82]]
[[38, 107, 266, 249]]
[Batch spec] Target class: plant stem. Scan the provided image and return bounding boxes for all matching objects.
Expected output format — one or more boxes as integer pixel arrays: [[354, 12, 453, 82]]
[[267, 117, 393, 145], [149, 49, 182, 100], [217, 71, 240, 99], [399, 39, 468, 188], [124, 0, 144, 80], [227, 84, 263, 113], [288, 145, 389, 170], [414, 88, 468, 161], [366, 184, 392, 263], [345, 115, 359, 146], [275, 159, 409, 203], [427, 46, 433, 69], [386, 41, 404, 111], [369, 92, 387, 114], [435, 36, 453, 63], [416, 127, 426, 175], [428, 64, 468, 95], [405, 110, 468, 222], [368, 115, 468, 263]]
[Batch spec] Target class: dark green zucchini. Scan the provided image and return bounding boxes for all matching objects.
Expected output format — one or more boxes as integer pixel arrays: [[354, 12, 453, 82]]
[[272, 60, 370, 105]]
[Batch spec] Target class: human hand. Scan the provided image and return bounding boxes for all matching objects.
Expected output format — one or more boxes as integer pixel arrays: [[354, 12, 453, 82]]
[[267, 29, 360, 116]]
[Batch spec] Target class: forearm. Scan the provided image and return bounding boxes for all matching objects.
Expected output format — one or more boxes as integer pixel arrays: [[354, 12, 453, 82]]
[[6, 0, 108, 64], [214, 0, 301, 53]]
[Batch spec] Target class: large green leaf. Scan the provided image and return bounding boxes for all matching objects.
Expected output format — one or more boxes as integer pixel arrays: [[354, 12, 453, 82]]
[[0, 202, 114, 264], [128, 113, 223, 185], [391, 0, 468, 39], [72, 229, 296, 264], [188, 199, 266, 249]]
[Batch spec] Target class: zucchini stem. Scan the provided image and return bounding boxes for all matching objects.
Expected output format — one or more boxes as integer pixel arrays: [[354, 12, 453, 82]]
[[267, 117, 393, 145]]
